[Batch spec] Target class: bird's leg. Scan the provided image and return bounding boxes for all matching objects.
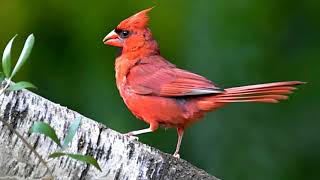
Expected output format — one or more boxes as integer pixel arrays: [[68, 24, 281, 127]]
[[173, 127, 184, 158], [124, 123, 158, 141]]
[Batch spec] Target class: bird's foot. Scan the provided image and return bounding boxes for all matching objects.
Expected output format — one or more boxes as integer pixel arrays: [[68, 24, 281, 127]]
[[173, 152, 180, 158], [124, 132, 139, 141]]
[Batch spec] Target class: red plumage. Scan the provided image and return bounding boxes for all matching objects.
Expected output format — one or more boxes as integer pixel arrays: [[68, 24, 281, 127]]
[[103, 8, 304, 158]]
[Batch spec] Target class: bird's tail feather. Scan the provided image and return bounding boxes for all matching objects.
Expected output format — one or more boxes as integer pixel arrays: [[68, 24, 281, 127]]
[[197, 81, 304, 111]]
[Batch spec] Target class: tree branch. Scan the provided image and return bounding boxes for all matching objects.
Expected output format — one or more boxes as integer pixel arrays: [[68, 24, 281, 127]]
[[0, 85, 219, 179]]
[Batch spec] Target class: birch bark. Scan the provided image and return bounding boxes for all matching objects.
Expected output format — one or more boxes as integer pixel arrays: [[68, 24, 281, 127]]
[[0, 86, 219, 180]]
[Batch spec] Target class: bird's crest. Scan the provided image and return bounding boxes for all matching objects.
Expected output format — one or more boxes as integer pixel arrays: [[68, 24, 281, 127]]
[[117, 7, 154, 29]]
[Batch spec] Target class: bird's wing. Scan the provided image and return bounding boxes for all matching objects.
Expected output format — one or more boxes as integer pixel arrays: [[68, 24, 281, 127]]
[[127, 62, 223, 97]]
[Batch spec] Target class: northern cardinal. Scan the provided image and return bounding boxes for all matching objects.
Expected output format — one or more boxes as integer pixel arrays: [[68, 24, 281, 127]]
[[103, 8, 304, 158]]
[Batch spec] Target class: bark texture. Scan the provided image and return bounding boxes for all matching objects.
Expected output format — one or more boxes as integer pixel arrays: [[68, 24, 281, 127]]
[[0, 85, 219, 180]]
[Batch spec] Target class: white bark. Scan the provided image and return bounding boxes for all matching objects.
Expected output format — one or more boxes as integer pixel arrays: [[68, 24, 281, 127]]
[[0, 83, 219, 180]]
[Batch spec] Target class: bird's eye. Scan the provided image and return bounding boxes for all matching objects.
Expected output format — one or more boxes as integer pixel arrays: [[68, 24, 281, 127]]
[[119, 30, 130, 39]]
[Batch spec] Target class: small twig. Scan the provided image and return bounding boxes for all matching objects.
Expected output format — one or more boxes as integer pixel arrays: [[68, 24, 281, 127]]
[[0, 117, 53, 177], [0, 79, 11, 96]]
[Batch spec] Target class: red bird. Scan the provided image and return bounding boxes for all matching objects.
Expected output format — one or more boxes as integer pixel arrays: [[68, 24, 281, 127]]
[[103, 8, 304, 158]]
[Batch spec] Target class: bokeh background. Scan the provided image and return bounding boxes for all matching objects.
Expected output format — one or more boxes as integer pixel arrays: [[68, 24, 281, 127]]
[[1, 0, 319, 179]]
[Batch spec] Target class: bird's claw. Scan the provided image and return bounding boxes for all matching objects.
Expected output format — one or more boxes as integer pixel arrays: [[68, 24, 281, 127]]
[[173, 153, 180, 158], [128, 136, 139, 141], [124, 133, 139, 141]]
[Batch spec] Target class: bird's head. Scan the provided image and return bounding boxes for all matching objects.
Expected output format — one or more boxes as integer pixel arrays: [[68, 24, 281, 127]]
[[103, 7, 159, 55]]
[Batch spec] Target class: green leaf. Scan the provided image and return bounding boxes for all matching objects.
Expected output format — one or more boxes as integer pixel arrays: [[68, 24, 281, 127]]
[[2, 35, 17, 78], [7, 81, 37, 91], [67, 154, 102, 171], [49, 152, 102, 171], [10, 34, 35, 78], [62, 118, 81, 149], [48, 152, 66, 158], [29, 122, 62, 147]]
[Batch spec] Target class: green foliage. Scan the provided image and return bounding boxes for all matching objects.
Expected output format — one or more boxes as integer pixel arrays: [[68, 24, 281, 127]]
[[1, 34, 101, 173], [10, 34, 35, 78], [7, 81, 37, 91], [47, 152, 65, 158], [2, 35, 17, 78], [29, 122, 62, 147], [62, 117, 81, 149], [0, 34, 36, 92], [1, 34, 100, 174], [49, 152, 102, 171], [29, 118, 102, 171]]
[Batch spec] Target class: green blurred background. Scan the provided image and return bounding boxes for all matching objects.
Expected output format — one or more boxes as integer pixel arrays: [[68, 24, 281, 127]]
[[1, 0, 319, 179]]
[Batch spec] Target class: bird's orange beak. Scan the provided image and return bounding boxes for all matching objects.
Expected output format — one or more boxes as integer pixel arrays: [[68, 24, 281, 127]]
[[103, 30, 123, 47]]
